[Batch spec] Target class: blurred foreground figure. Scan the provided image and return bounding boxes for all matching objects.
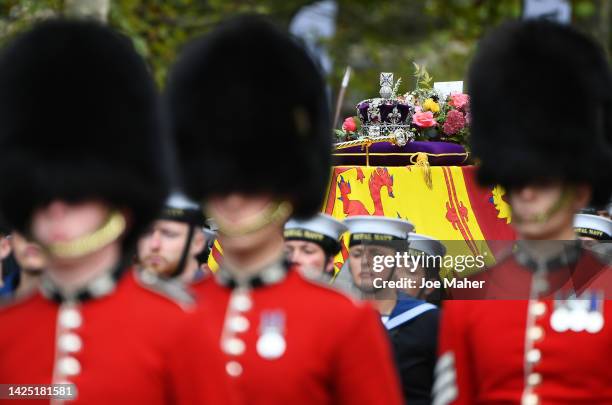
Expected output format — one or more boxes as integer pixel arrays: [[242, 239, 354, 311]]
[[0, 19, 229, 404], [434, 21, 612, 405], [167, 15, 403, 405]]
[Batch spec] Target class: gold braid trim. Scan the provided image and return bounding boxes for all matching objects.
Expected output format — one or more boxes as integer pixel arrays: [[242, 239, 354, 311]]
[[411, 152, 433, 190], [47, 211, 126, 259], [334, 136, 394, 150], [513, 186, 574, 225], [209, 201, 293, 238]]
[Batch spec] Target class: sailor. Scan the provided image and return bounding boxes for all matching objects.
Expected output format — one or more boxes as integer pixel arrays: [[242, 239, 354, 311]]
[[284, 213, 347, 278], [136, 192, 208, 284], [398, 233, 447, 305], [574, 213, 612, 241], [345, 216, 439, 405]]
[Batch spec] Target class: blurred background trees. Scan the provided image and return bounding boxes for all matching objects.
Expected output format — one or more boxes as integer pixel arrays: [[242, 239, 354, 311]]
[[1, 0, 610, 120]]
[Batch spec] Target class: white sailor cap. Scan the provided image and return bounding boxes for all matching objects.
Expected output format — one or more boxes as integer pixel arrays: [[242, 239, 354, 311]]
[[574, 214, 612, 240], [344, 216, 414, 246], [408, 233, 447, 257], [284, 214, 347, 255]]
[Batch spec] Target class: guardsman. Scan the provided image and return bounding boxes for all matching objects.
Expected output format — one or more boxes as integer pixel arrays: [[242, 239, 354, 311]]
[[166, 15, 403, 405], [284, 213, 347, 279], [0, 19, 229, 404], [345, 216, 440, 404], [434, 20, 612, 405], [137, 192, 207, 284]]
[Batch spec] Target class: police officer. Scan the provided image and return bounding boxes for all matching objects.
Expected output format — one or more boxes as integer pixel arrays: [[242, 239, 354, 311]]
[[0, 19, 229, 404], [345, 216, 440, 405], [166, 15, 403, 405], [435, 20, 612, 405]]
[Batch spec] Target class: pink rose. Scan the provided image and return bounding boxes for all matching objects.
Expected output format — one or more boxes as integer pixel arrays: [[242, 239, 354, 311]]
[[412, 111, 437, 128], [443, 109, 466, 135], [342, 117, 357, 132], [448, 93, 469, 110]]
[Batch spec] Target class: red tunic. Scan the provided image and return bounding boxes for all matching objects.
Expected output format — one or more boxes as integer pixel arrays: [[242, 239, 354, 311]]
[[0, 269, 231, 405], [435, 249, 612, 405], [184, 265, 404, 405]]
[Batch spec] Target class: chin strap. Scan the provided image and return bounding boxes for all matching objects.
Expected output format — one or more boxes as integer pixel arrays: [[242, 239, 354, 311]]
[[170, 224, 196, 279], [513, 186, 574, 225], [45, 211, 126, 259], [210, 201, 293, 238]]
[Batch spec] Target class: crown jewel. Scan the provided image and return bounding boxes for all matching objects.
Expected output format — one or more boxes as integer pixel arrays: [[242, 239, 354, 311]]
[[355, 72, 414, 144]]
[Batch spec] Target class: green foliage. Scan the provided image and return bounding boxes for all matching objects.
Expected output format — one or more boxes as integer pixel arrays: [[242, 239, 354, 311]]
[[0, 0, 610, 100], [413, 62, 432, 90]]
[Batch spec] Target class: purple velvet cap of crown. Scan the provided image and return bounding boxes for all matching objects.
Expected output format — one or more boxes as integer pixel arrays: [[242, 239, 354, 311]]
[[333, 141, 468, 166], [357, 99, 411, 124]]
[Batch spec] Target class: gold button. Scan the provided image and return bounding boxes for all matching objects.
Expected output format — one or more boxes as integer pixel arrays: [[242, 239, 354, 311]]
[[527, 373, 542, 387], [530, 302, 546, 317], [522, 392, 539, 405], [526, 348, 541, 364], [222, 337, 246, 356], [58, 309, 82, 329], [58, 333, 82, 353], [533, 279, 549, 294], [57, 357, 81, 376], [527, 326, 544, 341], [228, 316, 249, 333], [231, 293, 252, 312], [226, 361, 243, 377]]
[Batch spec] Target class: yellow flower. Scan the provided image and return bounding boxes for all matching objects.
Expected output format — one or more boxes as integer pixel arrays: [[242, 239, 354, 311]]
[[422, 98, 440, 113]]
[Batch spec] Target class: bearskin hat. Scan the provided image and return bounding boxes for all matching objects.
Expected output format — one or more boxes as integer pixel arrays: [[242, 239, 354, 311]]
[[469, 20, 612, 206], [0, 19, 169, 252], [166, 15, 331, 218]]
